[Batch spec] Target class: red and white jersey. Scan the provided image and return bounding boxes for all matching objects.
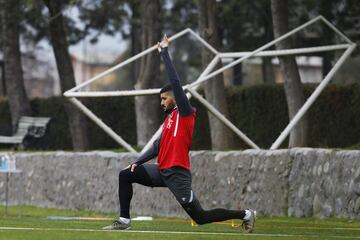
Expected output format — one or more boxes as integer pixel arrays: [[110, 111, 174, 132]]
[[158, 107, 196, 170]]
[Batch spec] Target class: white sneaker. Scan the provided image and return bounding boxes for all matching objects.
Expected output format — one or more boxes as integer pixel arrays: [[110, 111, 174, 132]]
[[102, 220, 131, 230]]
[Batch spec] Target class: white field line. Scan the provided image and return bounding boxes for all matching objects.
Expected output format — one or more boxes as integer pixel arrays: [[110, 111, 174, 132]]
[[290, 226, 360, 231], [0, 226, 359, 239]]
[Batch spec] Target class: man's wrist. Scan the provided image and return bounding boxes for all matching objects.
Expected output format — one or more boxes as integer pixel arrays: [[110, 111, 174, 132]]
[[158, 46, 168, 53], [160, 41, 168, 48]]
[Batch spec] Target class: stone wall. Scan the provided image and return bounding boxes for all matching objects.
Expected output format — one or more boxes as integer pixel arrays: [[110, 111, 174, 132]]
[[288, 149, 360, 218], [0, 148, 358, 218]]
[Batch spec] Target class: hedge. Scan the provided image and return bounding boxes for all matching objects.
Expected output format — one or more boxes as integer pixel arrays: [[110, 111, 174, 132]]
[[0, 83, 359, 150]]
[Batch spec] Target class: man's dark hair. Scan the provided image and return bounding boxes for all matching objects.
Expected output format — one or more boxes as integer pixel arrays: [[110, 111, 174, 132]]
[[160, 84, 172, 94]]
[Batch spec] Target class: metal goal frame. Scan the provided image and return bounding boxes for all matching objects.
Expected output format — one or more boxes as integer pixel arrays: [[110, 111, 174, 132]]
[[64, 16, 356, 153]]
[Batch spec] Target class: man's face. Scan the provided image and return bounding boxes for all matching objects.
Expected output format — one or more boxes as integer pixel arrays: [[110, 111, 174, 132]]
[[160, 91, 176, 114]]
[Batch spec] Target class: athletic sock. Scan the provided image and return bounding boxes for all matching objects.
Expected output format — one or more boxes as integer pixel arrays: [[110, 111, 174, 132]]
[[119, 217, 130, 224], [243, 210, 251, 220]]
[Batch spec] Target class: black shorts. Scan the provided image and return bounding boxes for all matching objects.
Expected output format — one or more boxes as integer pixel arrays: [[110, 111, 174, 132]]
[[143, 164, 194, 205]]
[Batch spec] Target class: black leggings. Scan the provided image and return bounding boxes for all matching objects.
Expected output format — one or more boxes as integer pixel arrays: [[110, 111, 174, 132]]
[[181, 198, 245, 225], [118, 165, 246, 224]]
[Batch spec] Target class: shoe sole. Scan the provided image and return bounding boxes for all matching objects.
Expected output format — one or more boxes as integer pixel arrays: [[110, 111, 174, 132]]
[[102, 225, 131, 230]]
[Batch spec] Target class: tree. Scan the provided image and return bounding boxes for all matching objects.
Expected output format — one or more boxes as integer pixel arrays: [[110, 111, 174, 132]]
[[134, 0, 162, 147], [197, 0, 234, 150], [335, 0, 360, 52], [43, 0, 89, 150], [0, 0, 32, 130], [0, 16, 4, 96], [217, 0, 276, 85], [258, 0, 276, 84], [286, 0, 360, 76], [271, 0, 307, 147], [77, 0, 128, 44], [318, 0, 336, 77], [0, 61, 5, 96], [317, 0, 360, 75]]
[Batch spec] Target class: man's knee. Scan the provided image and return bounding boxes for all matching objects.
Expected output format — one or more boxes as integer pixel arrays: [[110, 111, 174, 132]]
[[182, 199, 207, 225], [119, 168, 130, 183], [192, 215, 207, 225]]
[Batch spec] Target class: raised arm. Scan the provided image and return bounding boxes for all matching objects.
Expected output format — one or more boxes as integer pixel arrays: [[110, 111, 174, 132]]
[[158, 36, 193, 116]]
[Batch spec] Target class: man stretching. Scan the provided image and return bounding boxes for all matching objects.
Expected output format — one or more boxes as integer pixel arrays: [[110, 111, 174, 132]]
[[103, 35, 256, 232]]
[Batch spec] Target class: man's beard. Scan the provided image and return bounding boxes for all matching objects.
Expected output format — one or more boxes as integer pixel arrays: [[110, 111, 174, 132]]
[[164, 104, 175, 114]]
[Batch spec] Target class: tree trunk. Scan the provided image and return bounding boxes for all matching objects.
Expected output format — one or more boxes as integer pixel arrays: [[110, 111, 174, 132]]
[[262, 1, 275, 84], [233, 64, 242, 85], [0, 23, 4, 96], [44, 0, 89, 150], [197, 0, 234, 150], [130, 0, 141, 86], [271, 0, 307, 147], [134, 0, 161, 147], [319, 0, 335, 77], [1, 0, 32, 131], [0, 61, 5, 96]]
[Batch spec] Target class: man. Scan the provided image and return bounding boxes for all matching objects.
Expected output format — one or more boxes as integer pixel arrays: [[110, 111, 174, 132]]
[[103, 35, 256, 232]]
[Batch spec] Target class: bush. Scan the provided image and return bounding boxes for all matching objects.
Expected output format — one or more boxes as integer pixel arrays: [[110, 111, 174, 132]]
[[306, 84, 360, 148], [192, 84, 360, 149], [0, 97, 136, 150]]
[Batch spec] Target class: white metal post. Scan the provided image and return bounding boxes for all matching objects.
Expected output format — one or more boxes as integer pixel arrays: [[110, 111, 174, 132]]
[[218, 44, 350, 58], [270, 44, 356, 149], [188, 29, 219, 55], [69, 98, 137, 153], [65, 88, 163, 98]]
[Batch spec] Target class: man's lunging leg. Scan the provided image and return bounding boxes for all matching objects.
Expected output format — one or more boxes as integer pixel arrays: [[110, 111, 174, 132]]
[[103, 165, 153, 230], [118, 165, 153, 218], [181, 197, 256, 233]]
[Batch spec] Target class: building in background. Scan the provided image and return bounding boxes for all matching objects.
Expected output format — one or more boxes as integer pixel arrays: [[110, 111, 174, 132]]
[[71, 54, 113, 91], [71, 52, 133, 92], [21, 51, 60, 98]]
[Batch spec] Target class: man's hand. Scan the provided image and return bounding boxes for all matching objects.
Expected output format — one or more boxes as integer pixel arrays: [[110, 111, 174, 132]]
[[157, 34, 169, 52], [124, 163, 137, 172], [162, 34, 169, 47]]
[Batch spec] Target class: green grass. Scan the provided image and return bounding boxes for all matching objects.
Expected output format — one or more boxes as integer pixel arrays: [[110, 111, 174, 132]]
[[0, 205, 359, 240]]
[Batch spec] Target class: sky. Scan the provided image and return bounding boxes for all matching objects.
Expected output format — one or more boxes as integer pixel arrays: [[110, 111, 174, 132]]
[[65, 6, 128, 64]]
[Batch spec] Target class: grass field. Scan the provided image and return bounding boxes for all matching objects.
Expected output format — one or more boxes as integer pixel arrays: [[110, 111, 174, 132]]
[[0, 206, 359, 240]]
